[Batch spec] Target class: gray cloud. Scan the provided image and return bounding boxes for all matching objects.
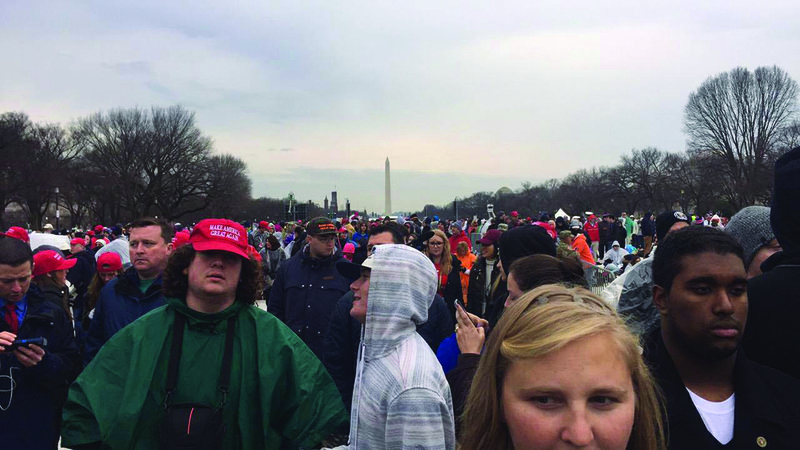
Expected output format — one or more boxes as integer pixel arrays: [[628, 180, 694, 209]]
[[1, 0, 799, 213]]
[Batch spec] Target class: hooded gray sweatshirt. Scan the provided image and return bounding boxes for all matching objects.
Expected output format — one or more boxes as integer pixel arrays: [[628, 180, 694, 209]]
[[337, 244, 455, 449]]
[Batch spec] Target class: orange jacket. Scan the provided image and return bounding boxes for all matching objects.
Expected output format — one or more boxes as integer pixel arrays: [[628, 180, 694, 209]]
[[572, 234, 595, 265]]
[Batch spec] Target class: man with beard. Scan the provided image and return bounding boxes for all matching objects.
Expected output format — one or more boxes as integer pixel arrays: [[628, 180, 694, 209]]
[[647, 226, 800, 448]]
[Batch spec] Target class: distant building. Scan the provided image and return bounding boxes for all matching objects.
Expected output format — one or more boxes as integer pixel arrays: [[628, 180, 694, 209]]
[[331, 191, 339, 216]]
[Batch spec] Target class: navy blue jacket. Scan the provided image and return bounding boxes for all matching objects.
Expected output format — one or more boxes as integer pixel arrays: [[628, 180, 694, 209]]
[[0, 290, 81, 450], [267, 246, 350, 359], [84, 267, 164, 364], [322, 290, 453, 409]]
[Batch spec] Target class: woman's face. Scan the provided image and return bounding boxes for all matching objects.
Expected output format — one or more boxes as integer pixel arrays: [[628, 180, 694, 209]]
[[51, 269, 68, 287], [504, 272, 523, 308], [502, 333, 636, 450], [428, 237, 445, 258], [480, 243, 495, 259]]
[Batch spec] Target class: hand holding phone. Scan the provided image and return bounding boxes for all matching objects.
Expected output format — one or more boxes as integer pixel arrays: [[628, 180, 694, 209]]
[[2, 337, 47, 353]]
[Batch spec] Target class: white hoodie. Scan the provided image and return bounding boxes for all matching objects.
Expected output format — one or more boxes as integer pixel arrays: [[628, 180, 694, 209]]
[[340, 244, 455, 449]]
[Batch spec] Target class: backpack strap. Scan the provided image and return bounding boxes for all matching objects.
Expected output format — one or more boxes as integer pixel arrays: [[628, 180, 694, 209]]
[[163, 313, 237, 409], [164, 312, 187, 408], [217, 316, 236, 407]]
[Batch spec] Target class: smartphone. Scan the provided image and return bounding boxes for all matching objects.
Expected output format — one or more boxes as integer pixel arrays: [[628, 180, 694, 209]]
[[454, 299, 466, 315], [2, 337, 47, 353]]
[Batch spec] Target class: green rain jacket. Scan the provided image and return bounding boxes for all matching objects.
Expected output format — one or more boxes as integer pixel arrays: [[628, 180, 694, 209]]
[[61, 297, 348, 449]]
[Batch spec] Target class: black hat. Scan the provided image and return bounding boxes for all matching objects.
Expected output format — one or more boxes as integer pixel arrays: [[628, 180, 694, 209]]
[[306, 217, 338, 236], [655, 211, 690, 242], [499, 225, 556, 274], [772, 146, 800, 252]]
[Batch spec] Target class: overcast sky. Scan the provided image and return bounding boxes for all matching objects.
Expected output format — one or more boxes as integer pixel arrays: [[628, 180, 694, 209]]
[[2, 1, 798, 214]]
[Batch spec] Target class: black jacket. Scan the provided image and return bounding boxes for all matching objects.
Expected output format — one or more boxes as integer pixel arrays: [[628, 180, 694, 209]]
[[267, 246, 350, 359], [743, 147, 800, 380], [743, 250, 800, 380], [439, 257, 463, 318], [84, 267, 164, 364], [645, 329, 800, 449], [466, 256, 506, 318], [322, 290, 453, 410], [608, 221, 627, 246], [0, 290, 81, 450], [66, 250, 96, 318]]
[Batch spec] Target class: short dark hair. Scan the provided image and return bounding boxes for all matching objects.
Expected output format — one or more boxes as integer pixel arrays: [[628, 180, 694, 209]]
[[130, 217, 174, 244], [508, 254, 588, 291], [0, 238, 33, 267], [369, 222, 405, 244], [652, 226, 744, 293], [162, 245, 261, 304]]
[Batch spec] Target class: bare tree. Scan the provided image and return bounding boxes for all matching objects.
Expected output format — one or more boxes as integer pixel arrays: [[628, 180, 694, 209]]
[[13, 123, 79, 229], [0, 112, 33, 226], [685, 66, 798, 208]]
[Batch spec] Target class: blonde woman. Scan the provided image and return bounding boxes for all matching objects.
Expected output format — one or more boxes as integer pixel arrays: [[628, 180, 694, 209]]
[[461, 285, 666, 450], [425, 229, 463, 315]]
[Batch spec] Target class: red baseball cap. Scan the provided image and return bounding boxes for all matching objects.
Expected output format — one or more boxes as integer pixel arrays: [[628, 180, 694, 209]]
[[258, 221, 269, 229], [33, 250, 77, 277], [478, 229, 502, 246], [94, 225, 104, 233], [247, 245, 262, 263], [70, 238, 86, 247], [1, 226, 30, 243], [172, 230, 190, 249], [96, 252, 123, 273], [87, 230, 95, 237], [189, 219, 249, 259]]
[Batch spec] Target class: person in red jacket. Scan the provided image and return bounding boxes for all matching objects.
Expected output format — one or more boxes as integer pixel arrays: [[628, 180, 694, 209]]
[[449, 221, 472, 252], [584, 215, 600, 260]]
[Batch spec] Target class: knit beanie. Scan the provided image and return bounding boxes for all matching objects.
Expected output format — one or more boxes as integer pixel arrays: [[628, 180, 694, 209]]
[[656, 211, 690, 242], [725, 206, 775, 268], [499, 225, 557, 274]]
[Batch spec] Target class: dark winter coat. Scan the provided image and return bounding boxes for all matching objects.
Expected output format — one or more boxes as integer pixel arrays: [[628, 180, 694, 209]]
[[0, 290, 81, 450], [446, 353, 481, 437], [608, 221, 627, 247], [644, 329, 800, 449], [641, 213, 655, 237], [322, 290, 453, 410], [267, 246, 350, 359], [743, 250, 800, 380], [438, 257, 463, 318], [84, 267, 165, 364], [742, 146, 800, 380], [598, 220, 611, 243], [466, 256, 506, 318], [66, 250, 96, 319]]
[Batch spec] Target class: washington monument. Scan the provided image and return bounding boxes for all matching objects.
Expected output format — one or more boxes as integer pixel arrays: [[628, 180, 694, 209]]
[[385, 157, 392, 216]]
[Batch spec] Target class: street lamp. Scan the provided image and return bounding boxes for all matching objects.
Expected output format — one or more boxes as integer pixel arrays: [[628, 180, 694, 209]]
[[55, 187, 60, 229]]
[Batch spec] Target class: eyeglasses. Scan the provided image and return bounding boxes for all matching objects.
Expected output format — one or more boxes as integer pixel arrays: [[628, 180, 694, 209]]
[[429, 241, 444, 247]]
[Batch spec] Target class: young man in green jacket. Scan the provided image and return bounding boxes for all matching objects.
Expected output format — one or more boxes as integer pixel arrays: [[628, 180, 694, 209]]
[[61, 219, 348, 449]]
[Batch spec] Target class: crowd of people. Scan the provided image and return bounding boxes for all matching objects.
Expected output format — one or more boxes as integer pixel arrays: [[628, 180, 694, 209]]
[[0, 146, 799, 449]]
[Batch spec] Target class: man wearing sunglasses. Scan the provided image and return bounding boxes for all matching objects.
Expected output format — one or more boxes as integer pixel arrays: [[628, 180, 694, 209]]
[[268, 217, 350, 359]]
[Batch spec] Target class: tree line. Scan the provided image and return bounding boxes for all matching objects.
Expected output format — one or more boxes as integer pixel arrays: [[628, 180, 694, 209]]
[[418, 65, 800, 220], [0, 106, 264, 229]]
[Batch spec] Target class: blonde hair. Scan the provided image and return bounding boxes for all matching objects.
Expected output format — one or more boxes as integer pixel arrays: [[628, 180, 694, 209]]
[[461, 285, 666, 450], [456, 241, 469, 257], [426, 229, 453, 275]]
